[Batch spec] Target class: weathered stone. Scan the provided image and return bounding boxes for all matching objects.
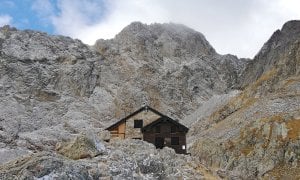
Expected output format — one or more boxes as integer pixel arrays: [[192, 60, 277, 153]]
[[189, 20, 300, 178], [0, 139, 208, 179], [56, 134, 102, 160], [1, 20, 300, 179]]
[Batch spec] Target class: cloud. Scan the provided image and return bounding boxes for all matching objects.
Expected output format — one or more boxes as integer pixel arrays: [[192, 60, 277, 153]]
[[51, 0, 107, 38], [32, 0, 300, 58], [0, 15, 12, 27], [31, 0, 56, 27], [49, 0, 169, 44], [32, 0, 55, 17]]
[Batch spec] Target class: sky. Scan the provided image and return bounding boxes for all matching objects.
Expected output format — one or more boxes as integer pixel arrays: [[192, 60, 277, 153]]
[[0, 0, 300, 58]]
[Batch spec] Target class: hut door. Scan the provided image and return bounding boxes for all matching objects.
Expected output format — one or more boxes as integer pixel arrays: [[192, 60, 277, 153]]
[[155, 137, 164, 149]]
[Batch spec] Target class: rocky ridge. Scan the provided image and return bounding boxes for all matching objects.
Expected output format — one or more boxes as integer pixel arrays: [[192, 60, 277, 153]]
[[0, 20, 299, 179], [94, 22, 248, 120], [1, 137, 214, 179], [0, 22, 246, 153], [189, 20, 300, 179], [0, 22, 246, 179]]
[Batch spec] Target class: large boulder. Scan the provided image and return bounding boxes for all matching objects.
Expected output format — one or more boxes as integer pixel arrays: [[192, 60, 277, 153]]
[[0, 139, 213, 179], [56, 134, 104, 160]]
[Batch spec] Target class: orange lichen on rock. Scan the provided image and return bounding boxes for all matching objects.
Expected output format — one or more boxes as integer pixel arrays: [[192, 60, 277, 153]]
[[261, 115, 285, 123], [240, 146, 254, 156], [283, 77, 300, 87], [263, 164, 300, 179], [286, 118, 300, 140]]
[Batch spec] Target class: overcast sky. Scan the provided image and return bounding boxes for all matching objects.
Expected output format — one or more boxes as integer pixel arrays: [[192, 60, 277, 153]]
[[0, 0, 299, 58]]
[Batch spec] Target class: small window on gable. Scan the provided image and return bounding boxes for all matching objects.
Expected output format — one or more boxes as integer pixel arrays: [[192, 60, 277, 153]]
[[155, 125, 160, 133], [171, 137, 179, 145], [134, 120, 143, 128], [171, 125, 177, 133]]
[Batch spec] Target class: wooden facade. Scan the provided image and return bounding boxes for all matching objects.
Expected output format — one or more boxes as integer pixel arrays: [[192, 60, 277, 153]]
[[142, 116, 188, 154], [106, 106, 189, 154], [109, 122, 125, 139], [106, 106, 164, 139]]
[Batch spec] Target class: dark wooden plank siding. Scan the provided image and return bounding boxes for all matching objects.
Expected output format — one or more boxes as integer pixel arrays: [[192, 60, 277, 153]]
[[143, 121, 187, 154]]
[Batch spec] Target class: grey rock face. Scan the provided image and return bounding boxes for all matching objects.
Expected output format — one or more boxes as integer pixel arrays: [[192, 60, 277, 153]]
[[189, 20, 300, 179], [0, 139, 206, 179], [0, 25, 94, 61], [0, 22, 247, 154], [239, 20, 300, 88], [113, 22, 216, 57], [95, 22, 248, 119], [0, 22, 246, 179], [4, 20, 299, 179]]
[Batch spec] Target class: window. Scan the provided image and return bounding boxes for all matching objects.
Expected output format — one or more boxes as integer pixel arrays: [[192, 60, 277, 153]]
[[134, 120, 143, 128], [155, 126, 161, 133], [171, 125, 177, 133], [171, 137, 179, 145], [155, 137, 164, 149], [133, 138, 142, 140]]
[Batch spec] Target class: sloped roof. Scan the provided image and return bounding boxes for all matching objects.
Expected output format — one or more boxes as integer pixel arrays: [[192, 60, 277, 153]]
[[105, 106, 165, 130], [141, 116, 189, 133]]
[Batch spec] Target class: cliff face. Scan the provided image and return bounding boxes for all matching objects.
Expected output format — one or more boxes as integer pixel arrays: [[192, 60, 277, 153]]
[[0, 26, 103, 154], [0, 20, 299, 179], [189, 20, 300, 179], [239, 20, 300, 88], [0, 22, 246, 178], [94, 22, 247, 120]]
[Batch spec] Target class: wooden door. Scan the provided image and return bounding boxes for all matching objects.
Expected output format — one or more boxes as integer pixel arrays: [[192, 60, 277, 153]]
[[155, 137, 164, 149]]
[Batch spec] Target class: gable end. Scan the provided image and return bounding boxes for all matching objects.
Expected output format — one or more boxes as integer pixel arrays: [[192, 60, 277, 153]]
[[141, 116, 189, 133], [105, 106, 166, 130]]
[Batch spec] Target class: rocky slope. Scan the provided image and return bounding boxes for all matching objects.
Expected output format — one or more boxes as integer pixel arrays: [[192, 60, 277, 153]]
[[0, 20, 299, 179], [189, 20, 300, 179], [94, 22, 248, 120], [0, 22, 247, 178], [0, 23, 246, 150], [1, 137, 212, 179]]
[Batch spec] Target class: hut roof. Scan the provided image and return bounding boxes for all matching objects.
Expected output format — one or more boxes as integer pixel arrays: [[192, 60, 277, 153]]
[[141, 116, 189, 133], [105, 106, 165, 130]]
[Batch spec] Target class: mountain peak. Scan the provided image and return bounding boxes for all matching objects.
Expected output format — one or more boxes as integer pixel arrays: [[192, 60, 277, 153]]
[[239, 19, 300, 88], [281, 20, 300, 35], [111, 22, 216, 57]]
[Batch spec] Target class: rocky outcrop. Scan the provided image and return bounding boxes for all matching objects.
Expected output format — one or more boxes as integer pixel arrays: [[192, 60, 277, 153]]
[[239, 20, 300, 88], [0, 25, 104, 155], [94, 22, 248, 119], [0, 139, 213, 179], [189, 20, 300, 179], [55, 134, 102, 160], [0, 22, 247, 157], [1, 20, 299, 179], [0, 22, 247, 179]]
